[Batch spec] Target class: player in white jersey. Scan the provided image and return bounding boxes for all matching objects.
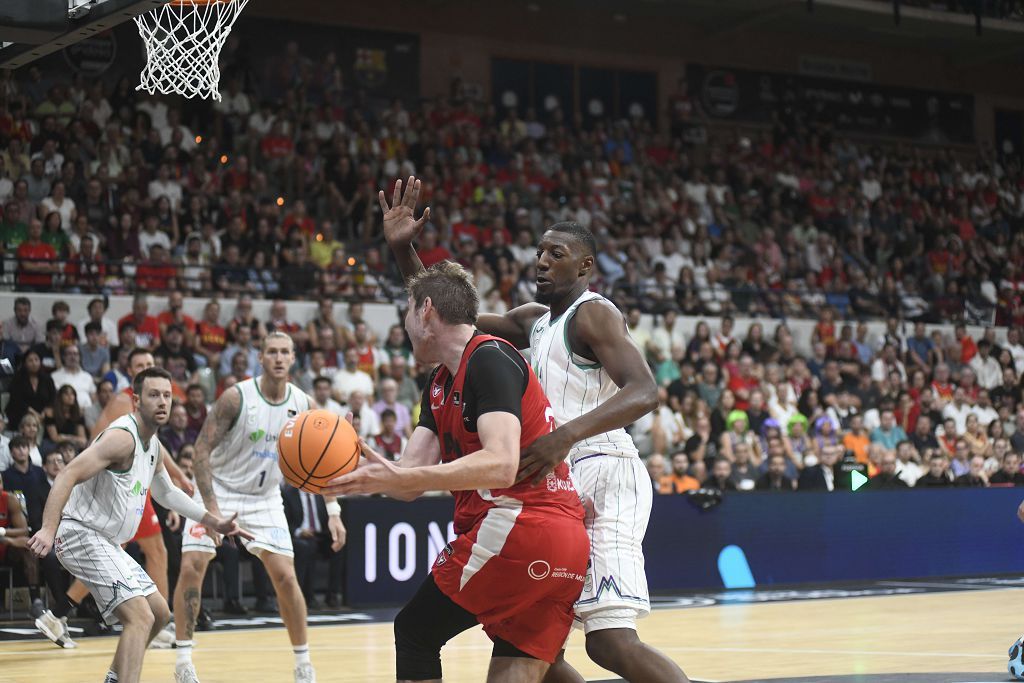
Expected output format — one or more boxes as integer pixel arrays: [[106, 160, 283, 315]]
[[173, 332, 346, 683], [27, 368, 249, 683], [383, 177, 688, 682]]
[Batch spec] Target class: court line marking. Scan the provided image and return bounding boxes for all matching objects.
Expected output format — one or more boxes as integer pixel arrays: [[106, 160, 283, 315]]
[[878, 581, 1015, 591]]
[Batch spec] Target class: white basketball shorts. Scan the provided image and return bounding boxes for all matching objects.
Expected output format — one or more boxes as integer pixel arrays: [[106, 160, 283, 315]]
[[181, 481, 293, 558], [54, 519, 157, 625], [569, 453, 653, 633]]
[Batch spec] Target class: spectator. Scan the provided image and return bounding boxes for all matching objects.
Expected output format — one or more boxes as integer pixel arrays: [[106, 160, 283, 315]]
[[954, 455, 989, 488], [798, 446, 840, 491], [656, 449, 703, 496], [645, 454, 668, 489], [195, 300, 227, 369], [219, 323, 260, 379], [909, 415, 940, 454], [865, 451, 909, 490], [346, 390, 380, 439], [84, 378, 113, 432], [75, 297, 117, 346], [50, 345, 96, 408], [949, 439, 972, 479], [969, 339, 1002, 390], [372, 378, 412, 438], [159, 403, 197, 458], [894, 441, 923, 486], [989, 452, 1024, 486], [311, 376, 345, 415], [80, 322, 110, 379], [43, 385, 88, 451], [729, 442, 759, 491], [1, 436, 48, 530], [15, 219, 58, 291], [915, 454, 953, 488], [870, 410, 908, 450], [702, 458, 737, 491], [117, 294, 161, 349], [282, 483, 343, 610], [755, 453, 795, 492], [332, 346, 374, 404], [372, 409, 407, 462], [5, 349, 54, 430], [183, 384, 208, 435]]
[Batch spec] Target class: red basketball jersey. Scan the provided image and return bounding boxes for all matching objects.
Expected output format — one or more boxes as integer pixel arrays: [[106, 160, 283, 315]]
[[427, 334, 583, 535]]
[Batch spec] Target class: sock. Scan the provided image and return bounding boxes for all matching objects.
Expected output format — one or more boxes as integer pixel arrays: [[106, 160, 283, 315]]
[[54, 596, 78, 620], [176, 641, 193, 666], [104, 672, 118, 683], [293, 644, 310, 667]]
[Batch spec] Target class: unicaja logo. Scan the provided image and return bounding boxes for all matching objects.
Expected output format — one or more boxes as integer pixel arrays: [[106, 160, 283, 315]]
[[528, 560, 551, 580]]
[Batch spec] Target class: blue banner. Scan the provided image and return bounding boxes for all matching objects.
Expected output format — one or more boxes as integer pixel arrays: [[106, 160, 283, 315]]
[[342, 489, 1024, 607]]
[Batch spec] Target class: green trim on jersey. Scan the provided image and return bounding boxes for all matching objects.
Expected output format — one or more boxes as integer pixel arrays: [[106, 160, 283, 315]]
[[254, 379, 292, 407], [98, 426, 135, 473], [127, 414, 151, 452]]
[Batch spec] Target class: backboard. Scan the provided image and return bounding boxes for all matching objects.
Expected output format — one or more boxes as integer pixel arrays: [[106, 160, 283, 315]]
[[0, 0, 168, 70]]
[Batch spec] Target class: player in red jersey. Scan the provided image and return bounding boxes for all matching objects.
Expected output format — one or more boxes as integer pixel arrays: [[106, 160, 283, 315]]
[[324, 261, 589, 683]]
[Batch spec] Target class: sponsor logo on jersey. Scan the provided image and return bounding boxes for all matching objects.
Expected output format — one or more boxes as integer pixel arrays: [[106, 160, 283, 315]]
[[432, 384, 442, 398], [528, 560, 551, 580], [287, 409, 297, 417], [189, 524, 207, 539], [249, 429, 266, 443], [130, 480, 147, 496], [452, 391, 461, 406], [544, 472, 576, 493]]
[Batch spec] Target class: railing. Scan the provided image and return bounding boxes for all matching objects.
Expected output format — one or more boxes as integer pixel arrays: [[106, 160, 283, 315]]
[[1, 256, 400, 302], [1, 255, 1000, 326]]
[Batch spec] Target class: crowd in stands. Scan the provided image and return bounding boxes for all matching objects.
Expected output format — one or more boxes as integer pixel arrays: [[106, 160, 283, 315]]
[[2, 33, 1024, 615]]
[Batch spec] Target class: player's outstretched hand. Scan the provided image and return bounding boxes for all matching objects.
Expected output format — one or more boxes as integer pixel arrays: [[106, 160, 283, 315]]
[[379, 175, 430, 247], [203, 511, 256, 543], [322, 440, 403, 497], [27, 528, 55, 558], [517, 429, 574, 486]]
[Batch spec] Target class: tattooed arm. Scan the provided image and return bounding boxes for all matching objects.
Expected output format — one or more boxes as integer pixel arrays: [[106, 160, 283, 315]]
[[192, 385, 242, 517]]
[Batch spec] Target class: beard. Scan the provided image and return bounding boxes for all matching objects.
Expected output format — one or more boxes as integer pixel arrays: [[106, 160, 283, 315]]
[[534, 287, 553, 305]]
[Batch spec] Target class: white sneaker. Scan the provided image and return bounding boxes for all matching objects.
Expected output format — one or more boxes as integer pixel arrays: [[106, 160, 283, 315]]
[[294, 663, 316, 682], [175, 663, 201, 683], [149, 624, 175, 649], [34, 609, 77, 649]]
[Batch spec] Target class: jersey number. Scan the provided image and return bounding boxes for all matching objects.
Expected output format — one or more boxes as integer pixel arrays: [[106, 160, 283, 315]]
[[257, 471, 266, 488]]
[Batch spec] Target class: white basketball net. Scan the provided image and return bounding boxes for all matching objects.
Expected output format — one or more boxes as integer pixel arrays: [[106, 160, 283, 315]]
[[135, 0, 249, 101]]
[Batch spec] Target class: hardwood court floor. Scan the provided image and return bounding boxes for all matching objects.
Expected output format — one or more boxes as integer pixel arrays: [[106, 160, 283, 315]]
[[0, 586, 1017, 682]]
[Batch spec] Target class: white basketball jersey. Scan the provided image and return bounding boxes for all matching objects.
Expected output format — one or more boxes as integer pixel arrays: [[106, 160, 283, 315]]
[[529, 290, 639, 461], [211, 378, 311, 495], [63, 414, 160, 544]]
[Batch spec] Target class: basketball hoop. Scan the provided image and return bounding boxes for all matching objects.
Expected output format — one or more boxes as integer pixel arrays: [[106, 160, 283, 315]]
[[135, 0, 249, 101]]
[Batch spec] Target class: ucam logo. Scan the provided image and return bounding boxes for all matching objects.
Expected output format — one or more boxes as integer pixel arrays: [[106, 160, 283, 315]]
[[249, 429, 266, 443]]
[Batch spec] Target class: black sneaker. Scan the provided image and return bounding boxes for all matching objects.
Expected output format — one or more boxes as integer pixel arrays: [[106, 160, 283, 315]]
[[196, 606, 214, 631]]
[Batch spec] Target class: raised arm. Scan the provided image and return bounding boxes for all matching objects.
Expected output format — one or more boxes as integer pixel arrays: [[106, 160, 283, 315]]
[[27, 429, 135, 556], [519, 300, 658, 482], [379, 176, 429, 283], [322, 413, 518, 498], [192, 385, 241, 515]]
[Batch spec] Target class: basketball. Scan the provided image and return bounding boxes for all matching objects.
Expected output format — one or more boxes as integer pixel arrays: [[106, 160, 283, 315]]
[[277, 409, 360, 494]]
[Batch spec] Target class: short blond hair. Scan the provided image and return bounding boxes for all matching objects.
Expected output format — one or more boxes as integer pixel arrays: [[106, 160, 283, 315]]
[[261, 330, 295, 352]]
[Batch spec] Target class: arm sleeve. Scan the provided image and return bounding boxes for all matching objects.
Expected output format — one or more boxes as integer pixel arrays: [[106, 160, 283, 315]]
[[150, 468, 208, 522], [465, 341, 528, 422]]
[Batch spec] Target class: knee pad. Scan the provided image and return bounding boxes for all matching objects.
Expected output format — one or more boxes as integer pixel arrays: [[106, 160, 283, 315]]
[[394, 606, 443, 681]]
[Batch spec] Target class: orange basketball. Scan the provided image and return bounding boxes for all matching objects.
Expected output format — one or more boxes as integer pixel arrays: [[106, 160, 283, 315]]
[[277, 409, 360, 494]]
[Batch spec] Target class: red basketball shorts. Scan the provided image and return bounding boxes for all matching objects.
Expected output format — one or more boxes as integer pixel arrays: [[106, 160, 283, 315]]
[[431, 505, 589, 663], [132, 494, 161, 541]]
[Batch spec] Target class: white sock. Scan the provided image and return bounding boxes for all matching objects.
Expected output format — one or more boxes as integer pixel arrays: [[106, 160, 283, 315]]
[[104, 672, 118, 683], [175, 640, 193, 666], [293, 644, 310, 666]]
